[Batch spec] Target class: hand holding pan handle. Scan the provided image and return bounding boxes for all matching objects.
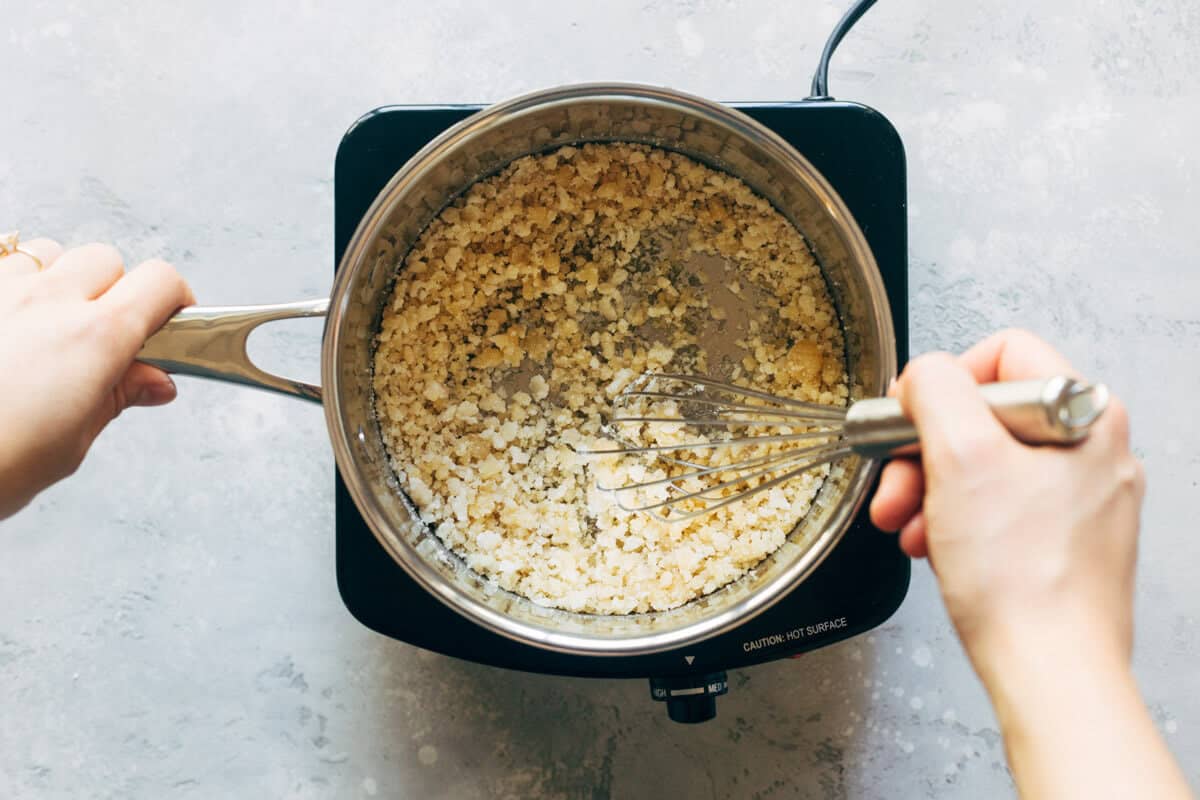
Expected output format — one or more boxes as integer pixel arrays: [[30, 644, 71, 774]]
[[137, 299, 330, 403]]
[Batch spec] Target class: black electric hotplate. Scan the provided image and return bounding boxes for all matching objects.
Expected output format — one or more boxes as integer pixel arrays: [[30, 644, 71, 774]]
[[334, 100, 909, 723]]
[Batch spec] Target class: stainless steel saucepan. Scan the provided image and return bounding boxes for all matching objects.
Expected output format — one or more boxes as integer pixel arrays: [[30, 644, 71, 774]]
[[138, 83, 896, 657]]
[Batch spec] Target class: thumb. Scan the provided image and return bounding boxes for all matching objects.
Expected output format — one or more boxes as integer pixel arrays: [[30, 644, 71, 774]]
[[116, 362, 178, 411], [79, 363, 178, 465], [897, 352, 1011, 480]]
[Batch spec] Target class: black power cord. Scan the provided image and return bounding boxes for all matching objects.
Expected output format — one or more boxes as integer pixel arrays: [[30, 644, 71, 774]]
[[808, 0, 881, 100]]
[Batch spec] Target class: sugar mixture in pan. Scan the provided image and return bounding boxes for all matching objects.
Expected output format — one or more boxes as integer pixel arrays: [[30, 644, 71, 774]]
[[373, 142, 847, 614]]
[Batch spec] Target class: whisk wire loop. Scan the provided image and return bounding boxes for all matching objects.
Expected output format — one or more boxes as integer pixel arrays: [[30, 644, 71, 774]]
[[582, 372, 853, 521]]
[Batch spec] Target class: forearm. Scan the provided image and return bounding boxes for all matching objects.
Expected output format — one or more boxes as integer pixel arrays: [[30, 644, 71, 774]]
[[0, 449, 35, 520], [977, 627, 1192, 800], [0, 420, 67, 520]]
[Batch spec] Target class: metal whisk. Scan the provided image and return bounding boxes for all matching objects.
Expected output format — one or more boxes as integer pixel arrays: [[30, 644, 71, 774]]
[[581, 373, 1109, 521]]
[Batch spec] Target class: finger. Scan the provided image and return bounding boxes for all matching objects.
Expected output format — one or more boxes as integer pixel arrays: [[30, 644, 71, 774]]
[[116, 361, 178, 409], [959, 328, 1080, 384], [0, 237, 64, 278], [898, 511, 928, 559], [95, 258, 194, 348], [44, 243, 125, 298], [85, 362, 179, 448], [881, 377, 924, 456], [1082, 394, 1132, 455], [897, 352, 1011, 476], [870, 457, 925, 532]]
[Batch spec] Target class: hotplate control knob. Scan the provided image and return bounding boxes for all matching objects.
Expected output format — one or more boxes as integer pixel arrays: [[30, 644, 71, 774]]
[[649, 671, 729, 724]]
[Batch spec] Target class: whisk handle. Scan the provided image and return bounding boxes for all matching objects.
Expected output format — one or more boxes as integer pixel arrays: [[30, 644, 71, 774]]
[[843, 376, 1110, 458]]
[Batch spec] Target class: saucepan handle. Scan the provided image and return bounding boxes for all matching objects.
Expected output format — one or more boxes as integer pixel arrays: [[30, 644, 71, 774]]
[[137, 299, 330, 403]]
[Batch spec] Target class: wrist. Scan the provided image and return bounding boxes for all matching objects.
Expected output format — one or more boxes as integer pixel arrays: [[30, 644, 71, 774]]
[[966, 608, 1127, 686], [963, 611, 1134, 733]]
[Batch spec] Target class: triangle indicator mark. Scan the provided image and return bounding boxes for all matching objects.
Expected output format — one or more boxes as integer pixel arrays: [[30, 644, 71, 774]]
[[684, 655, 695, 665]]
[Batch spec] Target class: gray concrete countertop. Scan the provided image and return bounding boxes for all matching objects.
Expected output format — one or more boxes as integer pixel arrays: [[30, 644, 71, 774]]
[[2, 1, 1197, 797]]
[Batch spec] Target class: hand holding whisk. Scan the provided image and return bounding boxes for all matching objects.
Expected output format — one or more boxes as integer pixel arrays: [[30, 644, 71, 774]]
[[580, 373, 1110, 521]]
